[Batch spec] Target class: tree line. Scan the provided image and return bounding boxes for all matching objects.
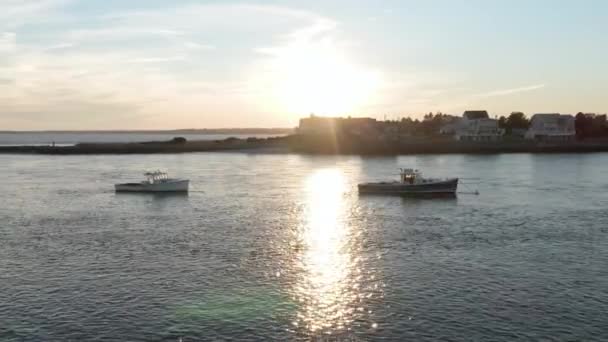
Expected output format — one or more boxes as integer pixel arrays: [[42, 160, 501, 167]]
[[384, 112, 533, 136], [381, 111, 608, 139], [575, 113, 608, 139]]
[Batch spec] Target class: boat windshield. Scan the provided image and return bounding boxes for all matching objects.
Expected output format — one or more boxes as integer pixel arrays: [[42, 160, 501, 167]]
[[144, 171, 169, 183], [399, 168, 420, 184]]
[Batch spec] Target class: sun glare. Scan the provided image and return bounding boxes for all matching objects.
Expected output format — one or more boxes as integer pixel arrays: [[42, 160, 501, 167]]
[[292, 169, 360, 333], [271, 42, 382, 116]]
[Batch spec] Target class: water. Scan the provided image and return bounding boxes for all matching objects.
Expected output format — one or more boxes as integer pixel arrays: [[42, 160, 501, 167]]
[[0, 132, 286, 146], [2, 152, 608, 341]]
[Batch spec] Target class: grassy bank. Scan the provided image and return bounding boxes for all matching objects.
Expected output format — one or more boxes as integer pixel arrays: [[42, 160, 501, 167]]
[[0, 136, 288, 154], [3, 134, 608, 155]]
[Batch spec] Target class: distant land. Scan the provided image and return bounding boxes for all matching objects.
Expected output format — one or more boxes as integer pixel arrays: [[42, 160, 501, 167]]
[[0, 128, 294, 134], [4, 135, 608, 155]]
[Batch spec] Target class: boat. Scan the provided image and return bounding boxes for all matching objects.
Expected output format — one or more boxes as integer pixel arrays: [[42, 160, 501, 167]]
[[114, 171, 189, 192], [358, 168, 458, 195]]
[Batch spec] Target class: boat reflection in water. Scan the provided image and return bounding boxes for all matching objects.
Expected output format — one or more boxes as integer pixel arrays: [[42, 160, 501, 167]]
[[290, 169, 380, 336]]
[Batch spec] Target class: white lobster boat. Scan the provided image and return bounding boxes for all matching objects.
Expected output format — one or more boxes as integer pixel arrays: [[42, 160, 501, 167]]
[[358, 168, 458, 195], [115, 171, 189, 192]]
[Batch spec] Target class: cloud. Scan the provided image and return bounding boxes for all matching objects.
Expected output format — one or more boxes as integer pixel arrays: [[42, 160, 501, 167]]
[[43, 42, 75, 51], [0, 0, 67, 17], [0, 0, 71, 28], [184, 42, 215, 50], [66, 28, 185, 41], [129, 56, 186, 64], [286, 17, 337, 42], [0, 2, 345, 129], [0, 32, 16, 52], [102, 3, 333, 37], [474, 84, 546, 98]]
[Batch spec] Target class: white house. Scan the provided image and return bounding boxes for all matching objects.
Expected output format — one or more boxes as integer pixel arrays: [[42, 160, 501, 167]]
[[525, 114, 575, 141], [453, 111, 504, 142]]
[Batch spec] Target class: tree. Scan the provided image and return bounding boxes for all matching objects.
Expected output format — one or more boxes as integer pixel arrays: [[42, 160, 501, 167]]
[[498, 116, 507, 129], [506, 112, 529, 129], [171, 136, 187, 144], [592, 115, 607, 136], [575, 112, 586, 139], [496, 112, 529, 135], [576, 113, 608, 139]]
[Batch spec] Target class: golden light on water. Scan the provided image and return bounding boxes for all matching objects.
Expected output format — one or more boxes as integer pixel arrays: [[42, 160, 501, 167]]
[[292, 169, 365, 333]]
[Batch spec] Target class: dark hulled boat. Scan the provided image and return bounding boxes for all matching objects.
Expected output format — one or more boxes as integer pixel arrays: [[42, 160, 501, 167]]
[[358, 169, 458, 196]]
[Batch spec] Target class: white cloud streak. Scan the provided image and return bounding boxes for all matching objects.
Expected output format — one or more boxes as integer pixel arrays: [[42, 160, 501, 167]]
[[474, 84, 546, 98], [0, 0, 72, 28], [129, 56, 186, 64]]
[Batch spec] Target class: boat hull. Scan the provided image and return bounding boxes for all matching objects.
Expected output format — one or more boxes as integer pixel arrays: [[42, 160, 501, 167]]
[[358, 178, 458, 195], [115, 180, 189, 192]]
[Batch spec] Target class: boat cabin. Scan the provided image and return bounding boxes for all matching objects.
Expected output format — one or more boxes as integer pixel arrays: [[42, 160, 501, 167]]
[[400, 168, 422, 184], [144, 171, 170, 184]]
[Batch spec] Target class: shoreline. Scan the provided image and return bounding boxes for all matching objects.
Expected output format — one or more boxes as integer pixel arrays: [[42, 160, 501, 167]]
[[3, 135, 608, 155]]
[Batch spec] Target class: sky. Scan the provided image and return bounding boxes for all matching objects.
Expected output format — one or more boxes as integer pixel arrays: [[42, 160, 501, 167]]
[[1, 0, 607, 130]]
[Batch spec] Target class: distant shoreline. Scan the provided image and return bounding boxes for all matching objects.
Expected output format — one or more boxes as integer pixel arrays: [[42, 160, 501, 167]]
[[3, 135, 608, 155], [0, 128, 294, 134]]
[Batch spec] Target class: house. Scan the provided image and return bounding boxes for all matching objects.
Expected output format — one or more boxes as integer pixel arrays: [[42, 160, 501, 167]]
[[454, 110, 503, 141], [525, 114, 575, 141], [297, 115, 336, 135], [297, 115, 378, 136], [463, 110, 489, 120], [340, 117, 379, 136], [438, 115, 463, 135]]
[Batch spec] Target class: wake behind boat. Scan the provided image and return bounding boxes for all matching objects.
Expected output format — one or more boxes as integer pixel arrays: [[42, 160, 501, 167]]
[[115, 171, 189, 192], [358, 168, 458, 195]]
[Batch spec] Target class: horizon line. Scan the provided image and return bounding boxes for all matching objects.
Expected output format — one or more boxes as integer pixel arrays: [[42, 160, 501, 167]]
[[0, 128, 296, 133]]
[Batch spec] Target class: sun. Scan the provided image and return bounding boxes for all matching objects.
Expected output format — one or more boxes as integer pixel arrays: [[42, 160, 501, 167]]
[[268, 41, 382, 116]]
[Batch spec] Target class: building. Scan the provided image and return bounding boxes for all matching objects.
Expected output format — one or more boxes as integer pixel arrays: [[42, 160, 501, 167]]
[[437, 114, 462, 135], [439, 121, 460, 135], [297, 115, 378, 136], [297, 115, 335, 135], [454, 110, 503, 141], [525, 113, 575, 141], [463, 110, 489, 120]]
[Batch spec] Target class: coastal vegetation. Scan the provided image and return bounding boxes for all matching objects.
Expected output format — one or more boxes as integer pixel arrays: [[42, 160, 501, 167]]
[[3, 133, 608, 155], [575, 113, 608, 139], [380, 111, 608, 140], [497, 112, 530, 135], [2, 112, 608, 155]]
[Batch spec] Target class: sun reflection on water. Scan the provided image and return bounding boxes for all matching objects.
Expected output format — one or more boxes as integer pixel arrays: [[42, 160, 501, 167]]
[[292, 169, 366, 334]]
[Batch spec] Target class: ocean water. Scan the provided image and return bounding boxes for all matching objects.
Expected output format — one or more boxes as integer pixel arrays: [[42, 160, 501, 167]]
[[2, 152, 608, 341], [0, 132, 285, 146]]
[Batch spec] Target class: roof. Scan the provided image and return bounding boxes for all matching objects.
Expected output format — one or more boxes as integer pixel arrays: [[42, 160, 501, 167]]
[[531, 113, 561, 119], [463, 110, 489, 120], [530, 113, 574, 124], [528, 114, 575, 132]]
